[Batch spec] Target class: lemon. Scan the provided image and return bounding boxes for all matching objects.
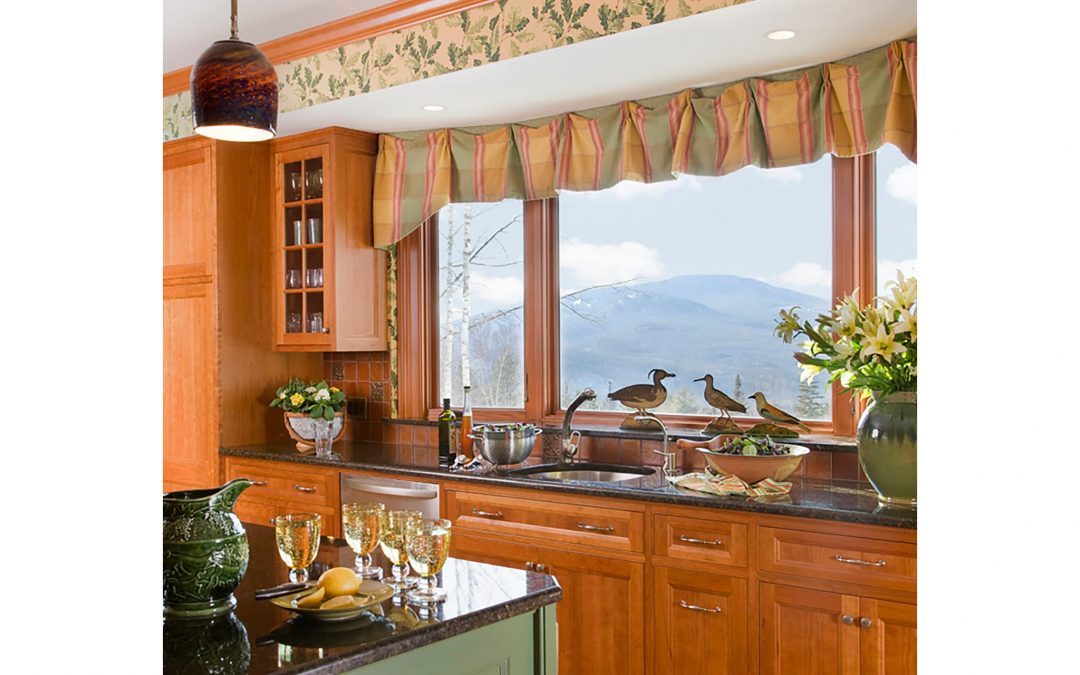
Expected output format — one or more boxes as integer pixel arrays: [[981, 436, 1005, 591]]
[[294, 587, 325, 609], [317, 567, 361, 598], [320, 595, 358, 610]]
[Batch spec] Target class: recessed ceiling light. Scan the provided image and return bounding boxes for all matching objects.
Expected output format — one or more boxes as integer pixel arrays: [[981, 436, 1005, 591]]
[[766, 29, 797, 41], [422, 105, 445, 112]]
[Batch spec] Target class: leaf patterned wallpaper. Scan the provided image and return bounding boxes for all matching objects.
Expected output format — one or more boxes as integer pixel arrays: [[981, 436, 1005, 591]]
[[163, 0, 750, 141]]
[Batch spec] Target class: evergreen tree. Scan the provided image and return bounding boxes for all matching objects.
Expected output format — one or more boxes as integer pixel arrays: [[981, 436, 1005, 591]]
[[794, 379, 828, 419], [732, 374, 744, 403]]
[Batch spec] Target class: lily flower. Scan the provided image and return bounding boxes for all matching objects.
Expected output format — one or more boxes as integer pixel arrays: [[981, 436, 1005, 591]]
[[774, 307, 802, 343], [886, 271, 917, 310], [860, 323, 907, 363], [892, 306, 917, 342]]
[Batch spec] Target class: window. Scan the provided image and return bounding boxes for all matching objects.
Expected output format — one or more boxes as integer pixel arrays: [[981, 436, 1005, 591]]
[[558, 157, 833, 420], [405, 151, 912, 433], [437, 200, 525, 408], [875, 145, 917, 292]]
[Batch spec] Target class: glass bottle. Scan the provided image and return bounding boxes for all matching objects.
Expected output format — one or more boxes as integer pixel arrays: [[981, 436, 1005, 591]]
[[461, 386, 474, 458], [438, 398, 456, 467]]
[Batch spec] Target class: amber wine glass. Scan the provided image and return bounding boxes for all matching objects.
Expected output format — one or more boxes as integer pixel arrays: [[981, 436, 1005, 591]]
[[274, 513, 321, 583], [405, 518, 452, 604], [379, 510, 422, 590], [342, 502, 385, 580]]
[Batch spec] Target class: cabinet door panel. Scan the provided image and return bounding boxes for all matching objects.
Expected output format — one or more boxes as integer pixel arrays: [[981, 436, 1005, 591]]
[[760, 582, 859, 675], [164, 283, 217, 491], [540, 547, 644, 675], [861, 598, 917, 675], [449, 532, 536, 572], [164, 145, 214, 281], [653, 566, 747, 674]]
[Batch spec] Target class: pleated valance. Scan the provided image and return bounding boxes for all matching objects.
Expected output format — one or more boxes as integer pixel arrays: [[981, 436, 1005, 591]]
[[373, 39, 916, 248]]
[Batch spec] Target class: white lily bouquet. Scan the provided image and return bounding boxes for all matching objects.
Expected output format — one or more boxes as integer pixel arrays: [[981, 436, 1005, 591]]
[[774, 272, 917, 399]]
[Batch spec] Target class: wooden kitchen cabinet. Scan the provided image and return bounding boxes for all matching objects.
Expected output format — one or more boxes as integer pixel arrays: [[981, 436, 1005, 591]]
[[653, 565, 748, 674], [163, 137, 322, 493], [271, 128, 386, 352], [760, 583, 916, 675], [222, 456, 342, 538]]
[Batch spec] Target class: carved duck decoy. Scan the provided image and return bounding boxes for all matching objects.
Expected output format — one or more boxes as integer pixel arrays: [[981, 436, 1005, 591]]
[[608, 369, 676, 414], [748, 392, 812, 433], [694, 374, 747, 420]]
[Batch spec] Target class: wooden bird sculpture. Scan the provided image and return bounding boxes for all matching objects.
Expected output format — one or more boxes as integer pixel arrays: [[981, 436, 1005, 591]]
[[694, 374, 746, 420], [748, 392, 812, 433], [609, 369, 676, 429]]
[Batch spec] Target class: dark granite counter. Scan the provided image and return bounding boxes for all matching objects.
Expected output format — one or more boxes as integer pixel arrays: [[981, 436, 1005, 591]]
[[164, 524, 561, 674], [222, 442, 916, 529]]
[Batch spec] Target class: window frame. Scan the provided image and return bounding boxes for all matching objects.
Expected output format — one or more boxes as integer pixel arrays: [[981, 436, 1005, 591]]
[[399, 155, 877, 436]]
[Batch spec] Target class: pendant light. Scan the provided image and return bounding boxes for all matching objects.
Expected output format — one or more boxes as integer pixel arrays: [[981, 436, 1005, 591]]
[[190, 0, 277, 142]]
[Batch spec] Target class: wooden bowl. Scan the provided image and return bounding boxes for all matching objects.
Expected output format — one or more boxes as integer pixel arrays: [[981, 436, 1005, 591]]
[[698, 445, 810, 483]]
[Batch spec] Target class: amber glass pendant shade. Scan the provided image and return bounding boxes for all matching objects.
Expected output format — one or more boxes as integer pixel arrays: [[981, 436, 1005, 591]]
[[191, 38, 278, 142]]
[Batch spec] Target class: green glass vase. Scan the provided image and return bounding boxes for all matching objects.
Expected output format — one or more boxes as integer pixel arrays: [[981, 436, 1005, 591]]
[[856, 392, 917, 506], [163, 479, 252, 617]]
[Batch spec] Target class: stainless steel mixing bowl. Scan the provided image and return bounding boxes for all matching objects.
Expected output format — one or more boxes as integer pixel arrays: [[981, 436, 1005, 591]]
[[469, 425, 542, 466]]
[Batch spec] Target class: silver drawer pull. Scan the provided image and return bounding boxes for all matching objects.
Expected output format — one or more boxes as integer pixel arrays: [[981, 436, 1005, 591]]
[[471, 508, 504, 519], [294, 485, 317, 494], [679, 600, 722, 614], [834, 554, 886, 567], [251, 480, 268, 487], [679, 535, 724, 547], [577, 522, 615, 533]]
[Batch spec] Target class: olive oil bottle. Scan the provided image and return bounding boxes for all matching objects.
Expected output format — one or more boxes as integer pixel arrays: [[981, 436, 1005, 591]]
[[438, 398, 456, 466]]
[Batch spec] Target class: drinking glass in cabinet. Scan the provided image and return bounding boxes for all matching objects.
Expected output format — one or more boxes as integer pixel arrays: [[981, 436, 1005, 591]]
[[291, 219, 303, 246], [305, 268, 323, 288], [287, 172, 302, 202], [309, 312, 324, 333], [305, 169, 323, 199], [306, 218, 322, 244], [287, 313, 302, 333], [286, 270, 302, 289]]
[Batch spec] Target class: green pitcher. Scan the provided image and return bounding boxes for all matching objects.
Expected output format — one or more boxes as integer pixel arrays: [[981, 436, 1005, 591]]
[[163, 479, 253, 618]]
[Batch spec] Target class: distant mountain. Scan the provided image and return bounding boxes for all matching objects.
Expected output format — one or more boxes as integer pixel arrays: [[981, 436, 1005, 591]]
[[557, 275, 830, 415]]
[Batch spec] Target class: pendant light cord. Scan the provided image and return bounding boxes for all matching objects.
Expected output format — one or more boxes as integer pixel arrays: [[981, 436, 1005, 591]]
[[230, 0, 239, 40]]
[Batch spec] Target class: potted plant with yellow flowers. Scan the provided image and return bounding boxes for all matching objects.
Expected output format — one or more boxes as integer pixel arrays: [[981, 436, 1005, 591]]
[[774, 272, 917, 506], [270, 378, 347, 454]]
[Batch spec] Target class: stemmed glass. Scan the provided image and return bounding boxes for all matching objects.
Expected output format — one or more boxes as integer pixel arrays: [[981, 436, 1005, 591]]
[[379, 510, 422, 590], [274, 513, 321, 583], [405, 518, 452, 605], [342, 503, 385, 580]]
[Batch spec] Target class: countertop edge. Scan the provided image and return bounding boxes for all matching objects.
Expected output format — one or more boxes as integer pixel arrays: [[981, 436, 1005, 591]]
[[220, 446, 916, 530]]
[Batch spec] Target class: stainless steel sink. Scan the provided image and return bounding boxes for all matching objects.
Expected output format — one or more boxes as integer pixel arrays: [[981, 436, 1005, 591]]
[[508, 462, 655, 483]]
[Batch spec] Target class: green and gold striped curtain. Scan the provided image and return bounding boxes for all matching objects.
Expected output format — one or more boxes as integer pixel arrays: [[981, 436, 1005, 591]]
[[373, 39, 916, 248]]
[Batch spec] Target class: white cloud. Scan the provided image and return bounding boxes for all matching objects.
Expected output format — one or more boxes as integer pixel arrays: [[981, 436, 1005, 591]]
[[765, 261, 830, 293], [750, 165, 804, 183], [560, 238, 666, 289], [468, 272, 524, 305], [567, 175, 703, 201], [877, 258, 917, 295], [887, 164, 917, 205]]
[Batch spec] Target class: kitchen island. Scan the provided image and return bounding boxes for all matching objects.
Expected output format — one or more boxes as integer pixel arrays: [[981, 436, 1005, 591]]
[[163, 524, 561, 674]]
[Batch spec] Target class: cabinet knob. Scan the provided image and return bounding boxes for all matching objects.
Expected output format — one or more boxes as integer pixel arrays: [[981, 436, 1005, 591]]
[[860, 617, 873, 629], [525, 562, 535, 571], [841, 614, 855, 625], [322, 327, 330, 334]]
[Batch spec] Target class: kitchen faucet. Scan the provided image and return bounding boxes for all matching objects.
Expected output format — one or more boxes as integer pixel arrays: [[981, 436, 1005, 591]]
[[636, 414, 679, 476], [561, 388, 596, 463]]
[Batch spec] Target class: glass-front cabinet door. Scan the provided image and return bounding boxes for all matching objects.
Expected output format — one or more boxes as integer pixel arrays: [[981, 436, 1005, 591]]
[[275, 147, 333, 349]]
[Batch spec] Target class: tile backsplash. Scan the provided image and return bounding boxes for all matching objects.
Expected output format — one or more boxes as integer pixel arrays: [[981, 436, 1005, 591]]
[[324, 352, 391, 443]]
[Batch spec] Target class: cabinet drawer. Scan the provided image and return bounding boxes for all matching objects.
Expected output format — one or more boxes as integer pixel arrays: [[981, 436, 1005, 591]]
[[758, 527, 916, 593], [652, 513, 747, 569], [233, 499, 339, 539], [446, 489, 643, 553], [224, 460, 337, 510]]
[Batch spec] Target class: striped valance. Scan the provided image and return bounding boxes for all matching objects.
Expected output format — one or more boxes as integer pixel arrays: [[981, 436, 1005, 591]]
[[373, 39, 916, 248]]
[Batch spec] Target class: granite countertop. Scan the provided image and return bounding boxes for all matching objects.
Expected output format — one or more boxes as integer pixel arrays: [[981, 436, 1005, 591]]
[[164, 524, 561, 675], [222, 442, 916, 529]]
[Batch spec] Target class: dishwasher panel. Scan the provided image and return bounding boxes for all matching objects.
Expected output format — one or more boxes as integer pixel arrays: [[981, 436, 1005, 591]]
[[340, 473, 441, 519]]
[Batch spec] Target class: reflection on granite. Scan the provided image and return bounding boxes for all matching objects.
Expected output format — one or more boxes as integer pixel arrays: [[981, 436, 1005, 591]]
[[222, 442, 916, 528], [163, 525, 561, 675]]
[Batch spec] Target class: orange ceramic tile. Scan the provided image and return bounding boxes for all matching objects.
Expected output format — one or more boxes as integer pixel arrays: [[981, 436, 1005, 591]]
[[356, 362, 371, 382], [371, 363, 384, 380], [343, 362, 357, 381]]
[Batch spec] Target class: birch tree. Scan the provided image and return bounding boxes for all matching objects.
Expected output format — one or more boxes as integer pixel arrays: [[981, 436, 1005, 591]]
[[459, 205, 473, 391], [441, 208, 456, 401]]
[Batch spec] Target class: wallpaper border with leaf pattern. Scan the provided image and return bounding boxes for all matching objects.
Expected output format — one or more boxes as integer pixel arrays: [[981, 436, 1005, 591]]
[[163, 0, 750, 140]]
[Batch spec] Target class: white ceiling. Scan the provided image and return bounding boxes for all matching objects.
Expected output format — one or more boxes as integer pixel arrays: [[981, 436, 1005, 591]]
[[164, 0, 916, 135]]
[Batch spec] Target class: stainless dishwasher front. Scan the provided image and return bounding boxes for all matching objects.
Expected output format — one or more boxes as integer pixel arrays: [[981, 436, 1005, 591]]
[[339, 473, 441, 519]]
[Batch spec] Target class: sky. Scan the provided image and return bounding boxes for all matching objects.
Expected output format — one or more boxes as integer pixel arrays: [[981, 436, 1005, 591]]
[[439, 147, 917, 314]]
